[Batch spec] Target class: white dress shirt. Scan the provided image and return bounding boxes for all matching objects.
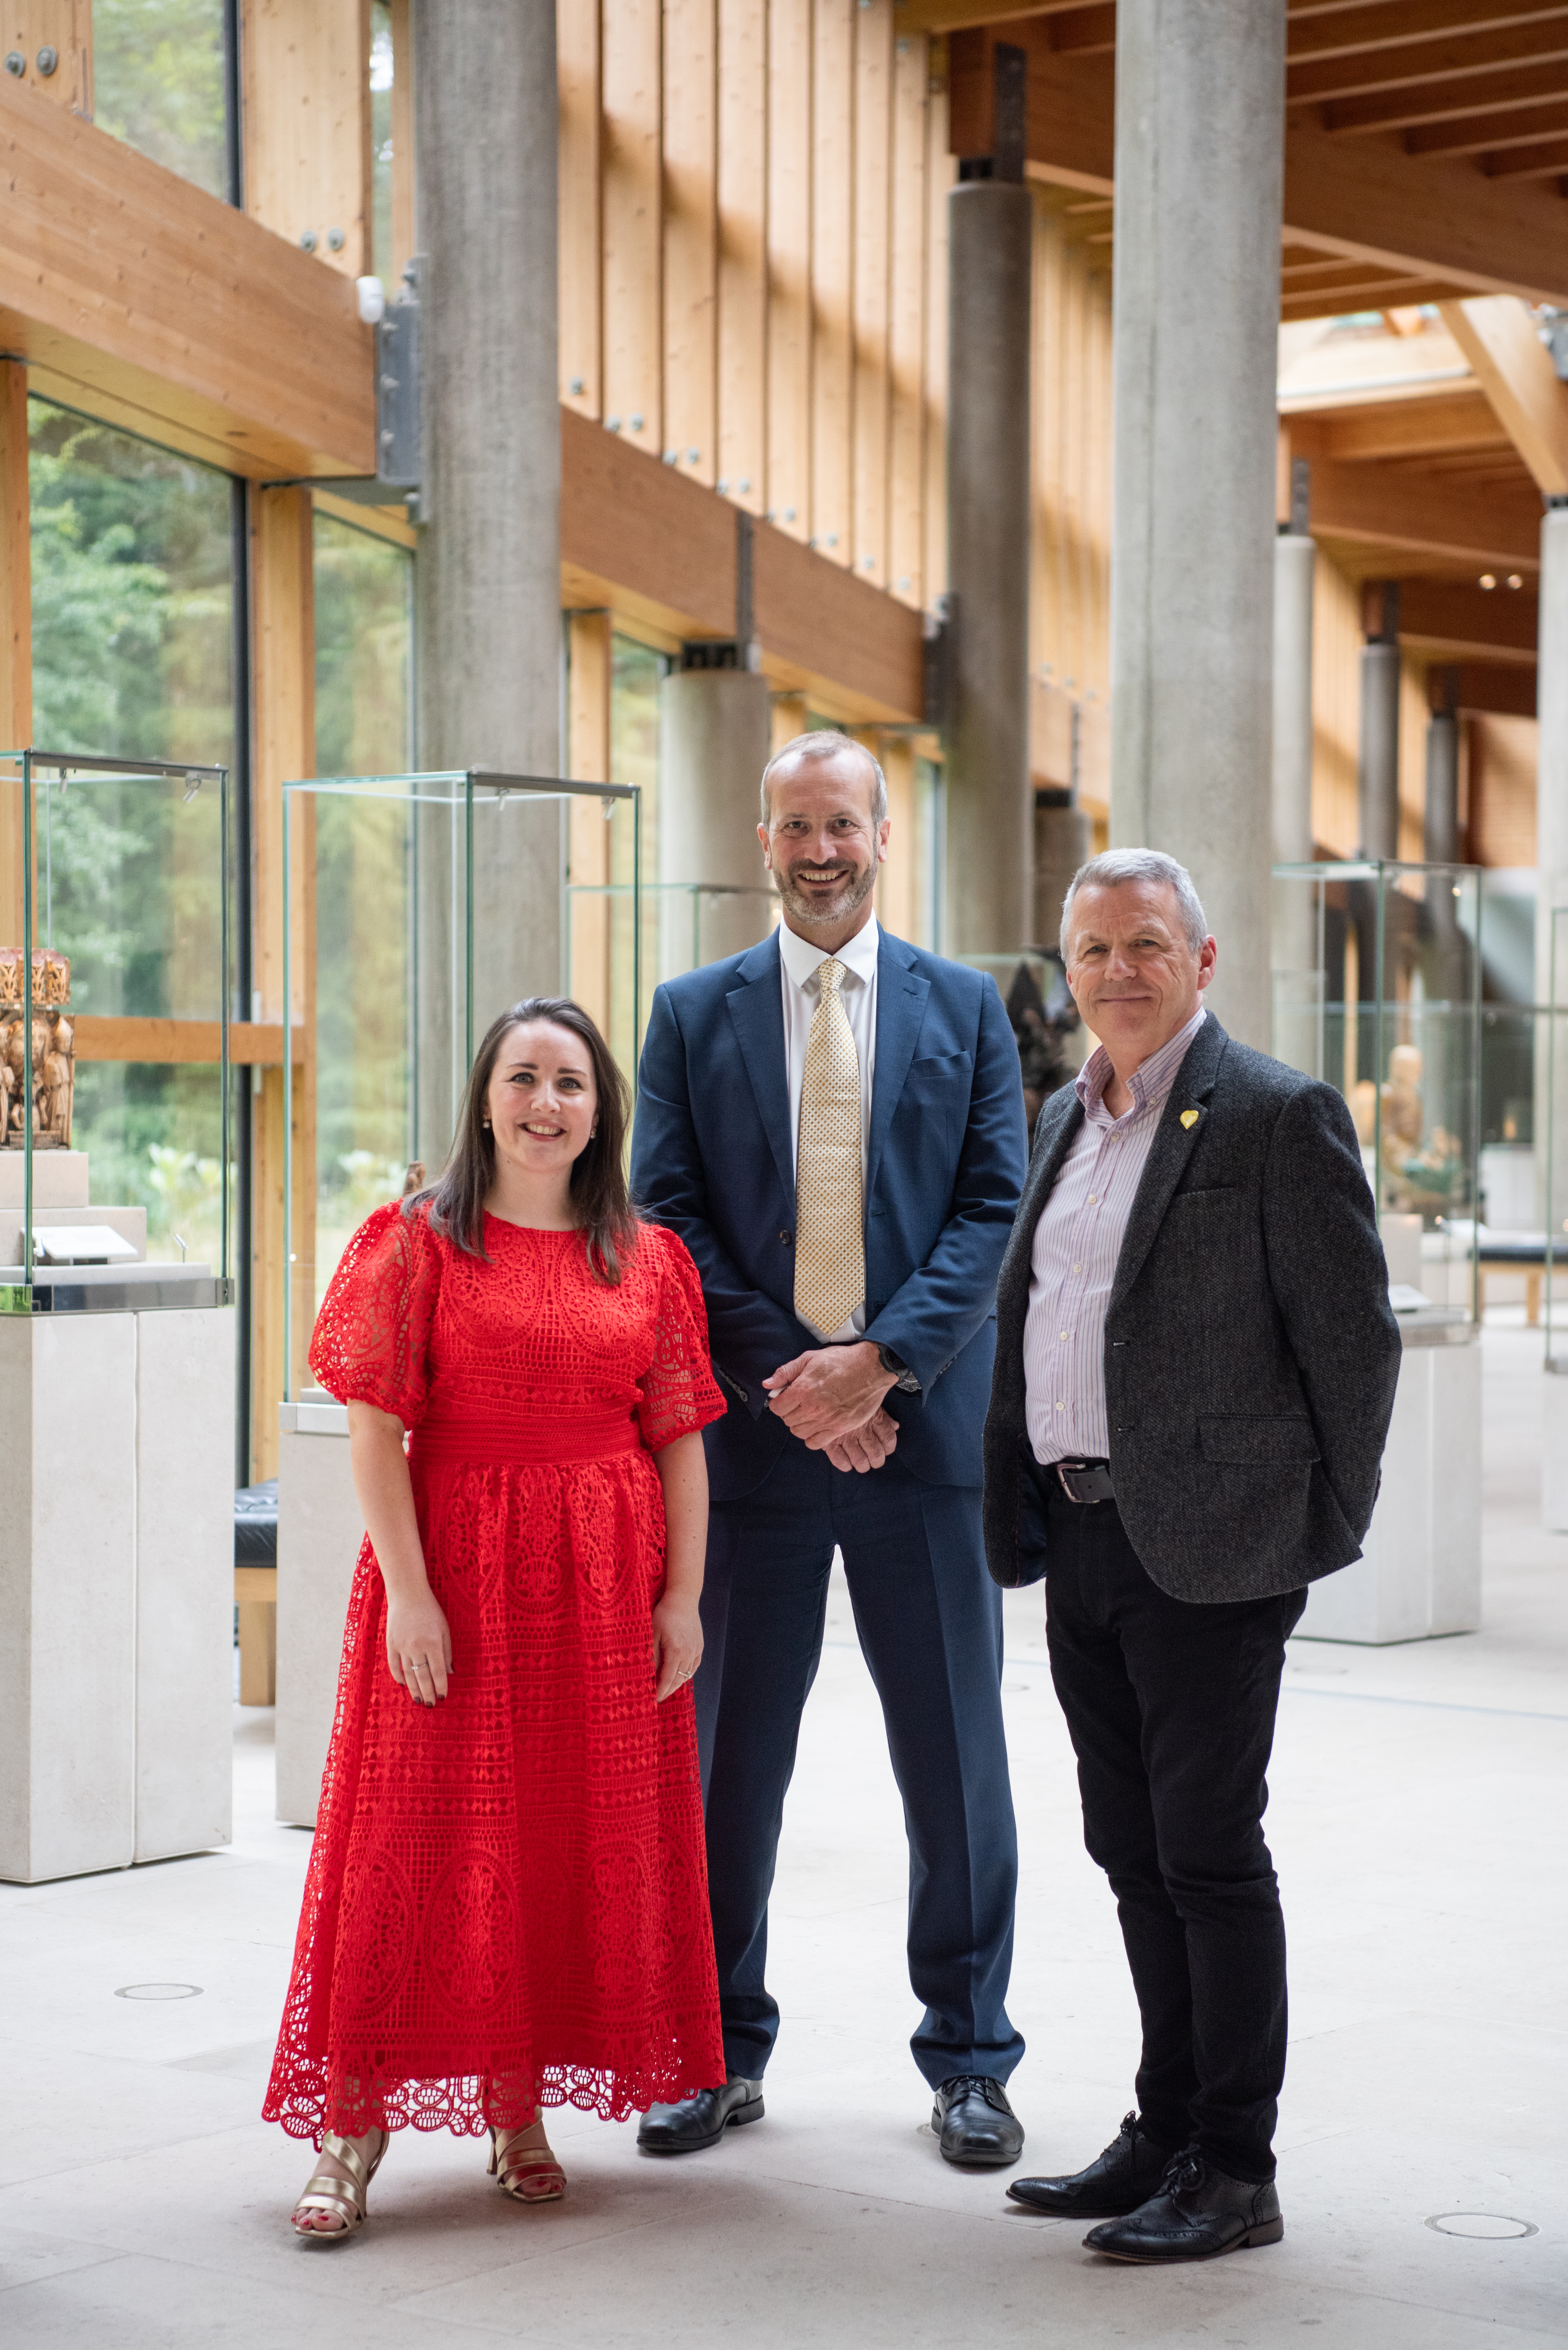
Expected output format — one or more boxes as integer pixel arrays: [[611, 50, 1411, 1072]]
[[779, 913, 879, 1343], [1024, 1006, 1207, 1463]]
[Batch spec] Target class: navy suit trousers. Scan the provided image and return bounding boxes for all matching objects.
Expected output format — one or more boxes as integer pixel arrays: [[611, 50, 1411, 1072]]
[[695, 1439, 1024, 2089]]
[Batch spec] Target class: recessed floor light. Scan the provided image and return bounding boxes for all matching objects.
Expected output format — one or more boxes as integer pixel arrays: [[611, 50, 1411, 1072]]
[[1425, 2212, 1537, 2240], [115, 1983, 203, 2001]]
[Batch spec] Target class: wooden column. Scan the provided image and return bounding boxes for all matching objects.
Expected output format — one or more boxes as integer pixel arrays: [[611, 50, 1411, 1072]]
[[0, 362, 30, 953], [811, 0, 853, 567], [0, 3, 91, 114], [388, 0, 415, 284], [664, 0, 717, 486], [241, 0, 374, 278], [888, 34, 928, 608], [250, 487, 315, 1481], [852, 0, 893, 589], [602, 0, 663, 462], [767, 0, 812, 544], [716, 0, 766, 513], [559, 0, 602, 417]]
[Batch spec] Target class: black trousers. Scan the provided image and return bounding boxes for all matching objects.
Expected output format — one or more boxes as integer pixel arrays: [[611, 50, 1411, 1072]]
[[1023, 1458, 1307, 2184]]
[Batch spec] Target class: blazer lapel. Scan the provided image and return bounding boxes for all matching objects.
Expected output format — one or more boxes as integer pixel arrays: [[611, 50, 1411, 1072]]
[[725, 932, 796, 1209], [866, 934, 929, 1205], [1107, 1014, 1230, 1313], [999, 1086, 1085, 1302]]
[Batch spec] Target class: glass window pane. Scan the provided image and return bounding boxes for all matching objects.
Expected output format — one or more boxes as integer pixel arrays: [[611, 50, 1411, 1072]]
[[371, 0, 394, 282], [28, 399, 235, 1267], [91, 0, 228, 202], [311, 513, 415, 1309]]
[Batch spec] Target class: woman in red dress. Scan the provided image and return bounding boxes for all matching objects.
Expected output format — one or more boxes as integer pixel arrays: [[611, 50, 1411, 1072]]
[[264, 995, 727, 2238]]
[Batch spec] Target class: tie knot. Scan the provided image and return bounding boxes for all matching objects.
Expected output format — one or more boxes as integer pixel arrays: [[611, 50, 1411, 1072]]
[[818, 957, 846, 999]]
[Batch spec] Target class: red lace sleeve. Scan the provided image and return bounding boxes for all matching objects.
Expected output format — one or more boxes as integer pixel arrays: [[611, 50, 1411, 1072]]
[[307, 1202, 441, 1428], [636, 1226, 728, 1454]]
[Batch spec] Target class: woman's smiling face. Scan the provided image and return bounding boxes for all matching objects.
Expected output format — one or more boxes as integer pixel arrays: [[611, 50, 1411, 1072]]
[[484, 1019, 598, 1180]]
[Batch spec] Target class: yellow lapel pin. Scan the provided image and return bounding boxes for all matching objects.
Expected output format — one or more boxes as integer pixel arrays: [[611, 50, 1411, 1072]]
[[1180, 1109, 1200, 1129]]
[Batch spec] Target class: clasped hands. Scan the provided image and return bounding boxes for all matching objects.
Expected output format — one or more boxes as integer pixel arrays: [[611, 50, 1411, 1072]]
[[762, 1339, 899, 1474]]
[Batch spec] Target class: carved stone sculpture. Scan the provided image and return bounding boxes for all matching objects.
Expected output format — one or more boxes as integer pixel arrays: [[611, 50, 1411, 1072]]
[[0, 949, 75, 1147]]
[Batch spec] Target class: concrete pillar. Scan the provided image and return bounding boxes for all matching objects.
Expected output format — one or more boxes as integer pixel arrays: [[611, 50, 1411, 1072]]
[[658, 666, 774, 972], [1271, 528, 1317, 1054], [411, 0, 562, 1162], [1108, 0, 1286, 1048], [1358, 579, 1401, 861], [945, 178, 1033, 955], [1424, 710, 1460, 867]]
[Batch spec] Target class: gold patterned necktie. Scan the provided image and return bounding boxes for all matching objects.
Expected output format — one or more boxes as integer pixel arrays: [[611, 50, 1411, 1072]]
[[794, 956, 865, 1335]]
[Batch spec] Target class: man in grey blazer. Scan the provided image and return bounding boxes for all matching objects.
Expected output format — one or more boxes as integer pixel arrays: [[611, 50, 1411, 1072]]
[[987, 849, 1399, 2263]]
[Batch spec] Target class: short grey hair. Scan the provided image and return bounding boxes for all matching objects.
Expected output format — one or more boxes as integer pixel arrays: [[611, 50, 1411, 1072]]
[[1061, 849, 1209, 959], [760, 729, 887, 826]]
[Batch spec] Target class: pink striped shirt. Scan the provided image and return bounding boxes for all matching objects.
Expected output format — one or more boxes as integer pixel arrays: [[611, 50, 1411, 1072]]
[[1024, 1007, 1208, 1464]]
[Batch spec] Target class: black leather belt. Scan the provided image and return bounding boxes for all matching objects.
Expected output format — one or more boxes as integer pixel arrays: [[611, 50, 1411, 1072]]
[[1052, 1458, 1116, 1505]]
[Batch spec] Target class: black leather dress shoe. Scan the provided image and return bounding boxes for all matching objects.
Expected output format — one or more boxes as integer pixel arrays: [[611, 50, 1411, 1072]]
[[1083, 2151, 1284, 2262], [1007, 2111, 1177, 2218], [636, 2076, 764, 2155], [933, 2075, 1024, 2168]]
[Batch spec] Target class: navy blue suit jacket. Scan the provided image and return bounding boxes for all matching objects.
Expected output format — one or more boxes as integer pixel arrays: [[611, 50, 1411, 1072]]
[[630, 927, 1028, 1502]]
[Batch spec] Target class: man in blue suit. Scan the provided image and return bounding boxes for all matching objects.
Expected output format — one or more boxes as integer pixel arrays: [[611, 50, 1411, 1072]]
[[630, 730, 1029, 2165]]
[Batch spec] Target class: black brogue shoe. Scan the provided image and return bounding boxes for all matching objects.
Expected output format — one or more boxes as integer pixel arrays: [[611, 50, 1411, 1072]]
[[1083, 2150, 1284, 2262], [933, 2075, 1025, 2168], [1007, 2111, 1178, 2218], [637, 2075, 765, 2155]]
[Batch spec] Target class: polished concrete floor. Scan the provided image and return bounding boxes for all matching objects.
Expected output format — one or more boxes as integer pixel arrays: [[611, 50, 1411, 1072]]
[[1, 1319, 1564, 2346]]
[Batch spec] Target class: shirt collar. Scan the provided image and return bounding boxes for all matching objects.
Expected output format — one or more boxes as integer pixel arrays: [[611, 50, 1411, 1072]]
[[1076, 1004, 1207, 1125], [778, 913, 880, 992]]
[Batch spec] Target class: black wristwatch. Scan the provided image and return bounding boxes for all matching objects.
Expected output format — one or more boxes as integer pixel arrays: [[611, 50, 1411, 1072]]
[[875, 1343, 921, 1394]]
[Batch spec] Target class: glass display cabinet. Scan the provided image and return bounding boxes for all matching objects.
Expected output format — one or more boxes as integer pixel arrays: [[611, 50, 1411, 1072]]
[[0, 748, 232, 1314], [281, 769, 642, 1391], [1271, 859, 1481, 1335]]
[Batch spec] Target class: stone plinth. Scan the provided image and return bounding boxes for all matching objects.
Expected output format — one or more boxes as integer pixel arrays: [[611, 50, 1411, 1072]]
[[275, 1397, 363, 1828], [1299, 1331, 1481, 1645], [0, 1306, 235, 1882]]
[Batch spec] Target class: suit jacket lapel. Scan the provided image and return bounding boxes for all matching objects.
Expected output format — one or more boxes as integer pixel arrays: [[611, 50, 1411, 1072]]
[[866, 934, 928, 1205], [1107, 1015, 1230, 1314], [725, 932, 796, 1210], [997, 1085, 1085, 1332]]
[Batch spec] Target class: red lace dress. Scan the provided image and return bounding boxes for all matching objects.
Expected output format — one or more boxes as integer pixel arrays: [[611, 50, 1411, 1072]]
[[262, 1204, 728, 2146]]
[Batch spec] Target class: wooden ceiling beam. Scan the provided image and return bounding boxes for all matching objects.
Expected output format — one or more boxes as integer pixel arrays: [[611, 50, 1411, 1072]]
[[1444, 660, 1537, 715], [1304, 451, 1542, 568], [1284, 390, 1509, 461], [1281, 279, 1470, 319], [0, 66, 373, 477], [955, 30, 1568, 303], [1286, 3, 1568, 67], [1438, 293, 1568, 492], [889, 0, 1099, 36], [1395, 574, 1538, 659], [1482, 133, 1568, 175], [1405, 98, 1568, 156], [1289, 19, 1568, 109], [1323, 57, 1568, 136]]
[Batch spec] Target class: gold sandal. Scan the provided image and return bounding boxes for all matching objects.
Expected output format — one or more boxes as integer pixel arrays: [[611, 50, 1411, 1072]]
[[488, 2123, 566, 2203], [290, 2128, 389, 2240]]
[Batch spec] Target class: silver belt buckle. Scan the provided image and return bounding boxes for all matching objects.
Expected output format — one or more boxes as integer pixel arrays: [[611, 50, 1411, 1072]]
[[1056, 1459, 1114, 1505]]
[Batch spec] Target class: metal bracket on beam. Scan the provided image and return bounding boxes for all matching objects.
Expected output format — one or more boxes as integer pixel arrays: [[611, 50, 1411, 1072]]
[[260, 260, 427, 522]]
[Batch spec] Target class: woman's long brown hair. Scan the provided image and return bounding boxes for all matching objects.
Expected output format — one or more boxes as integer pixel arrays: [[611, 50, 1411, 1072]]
[[405, 996, 638, 1283]]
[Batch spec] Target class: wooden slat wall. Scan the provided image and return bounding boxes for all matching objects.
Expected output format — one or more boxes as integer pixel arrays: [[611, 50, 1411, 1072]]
[[558, 0, 956, 614], [1029, 188, 1113, 810]]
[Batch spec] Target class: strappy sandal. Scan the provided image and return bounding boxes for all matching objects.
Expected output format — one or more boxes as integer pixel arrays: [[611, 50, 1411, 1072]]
[[489, 2123, 566, 2203], [290, 2128, 389, 2240]]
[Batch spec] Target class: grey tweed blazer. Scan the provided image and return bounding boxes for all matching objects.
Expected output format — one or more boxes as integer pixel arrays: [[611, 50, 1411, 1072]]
[[982, 1013, 1402, 1604]]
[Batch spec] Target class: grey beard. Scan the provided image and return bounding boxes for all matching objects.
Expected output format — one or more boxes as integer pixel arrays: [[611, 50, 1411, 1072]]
[[775, 862, 877, 928]]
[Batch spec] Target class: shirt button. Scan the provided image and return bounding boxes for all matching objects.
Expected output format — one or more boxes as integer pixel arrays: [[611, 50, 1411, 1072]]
[[1072, 1262, 1081, 1272], [1056, 1401, 1065, 1412], [1088, 1194, 1098, 1204], [1061, 1331, 1068, 1340]]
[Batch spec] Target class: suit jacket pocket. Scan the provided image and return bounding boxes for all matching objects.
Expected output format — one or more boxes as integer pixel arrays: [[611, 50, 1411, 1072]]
[[1199, 1414, 1320, 1465], [903, 1050, 974, 1097]]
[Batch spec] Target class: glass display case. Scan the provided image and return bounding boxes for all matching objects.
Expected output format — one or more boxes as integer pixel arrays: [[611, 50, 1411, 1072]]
[[0, 748, 232, 1314], [282, 769, 641, 1390], [1542, 905, 1568, 1360], [1272, 859, 1481, 1335]]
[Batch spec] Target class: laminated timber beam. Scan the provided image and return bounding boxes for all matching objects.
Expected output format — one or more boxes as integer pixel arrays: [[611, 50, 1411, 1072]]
[[1438, 294, 1568, 493], [0, 68, 375, 478], [1302, 453, 1543, 571], [559, 407, 926, 721], [947, 26, 1568, 307], [1394, 576, 1539, 664]]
